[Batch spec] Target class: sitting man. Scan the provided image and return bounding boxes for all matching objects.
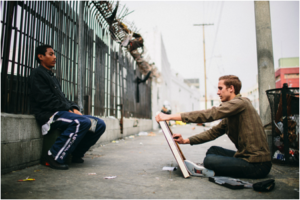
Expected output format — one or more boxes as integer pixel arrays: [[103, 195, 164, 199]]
[[156, 75, 272, 178], [29, 45, 106, 170]]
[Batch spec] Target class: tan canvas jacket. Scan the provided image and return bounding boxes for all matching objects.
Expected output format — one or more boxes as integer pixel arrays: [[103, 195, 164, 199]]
[[181, 94, 271, 163]]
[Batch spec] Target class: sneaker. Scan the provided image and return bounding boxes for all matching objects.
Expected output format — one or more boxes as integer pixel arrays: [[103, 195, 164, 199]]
[[184, 160, 214, 177], [45, 155, 69, 170]]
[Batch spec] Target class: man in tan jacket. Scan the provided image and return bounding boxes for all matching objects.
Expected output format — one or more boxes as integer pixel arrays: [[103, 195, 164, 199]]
[[156, 75, 272, 178]]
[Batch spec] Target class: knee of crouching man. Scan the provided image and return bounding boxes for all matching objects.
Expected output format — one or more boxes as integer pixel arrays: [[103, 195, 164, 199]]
[[80, 117, 92, 129], [97, 118, 106, 131], [203, 155, 215, 169]]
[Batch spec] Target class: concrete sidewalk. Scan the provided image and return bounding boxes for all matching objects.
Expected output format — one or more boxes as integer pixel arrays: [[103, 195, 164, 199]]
[[1, 125, 299, 199]]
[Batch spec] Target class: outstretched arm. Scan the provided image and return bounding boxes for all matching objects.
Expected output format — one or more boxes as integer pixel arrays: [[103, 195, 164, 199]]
[[155, 112, 182, 122]]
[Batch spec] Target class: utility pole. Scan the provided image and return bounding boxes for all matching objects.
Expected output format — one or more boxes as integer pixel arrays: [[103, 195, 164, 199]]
[[194, 23, 214, 109], [254, 1, 275, 126]]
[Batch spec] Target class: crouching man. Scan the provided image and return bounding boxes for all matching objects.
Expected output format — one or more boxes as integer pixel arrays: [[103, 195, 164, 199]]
[[29, 45, 106, 170], [156, 75, 272, 178]]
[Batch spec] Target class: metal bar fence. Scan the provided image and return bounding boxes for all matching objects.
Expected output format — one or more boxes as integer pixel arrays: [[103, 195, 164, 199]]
[[0, 1, 151, 119]]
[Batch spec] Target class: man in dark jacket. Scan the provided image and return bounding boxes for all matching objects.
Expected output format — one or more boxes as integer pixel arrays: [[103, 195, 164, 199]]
[[29, 45, 106, 170]]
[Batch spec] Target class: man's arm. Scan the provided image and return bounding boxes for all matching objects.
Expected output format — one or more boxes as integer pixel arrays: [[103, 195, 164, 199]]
[[181, 98, 245, 124], [155, 99, 245, 124], [55, 78, 81, 112], [30, 71, 72, 112], [188, 118, 227, 145], [155, 113, 182, 122], [172, 119, 227, 145]]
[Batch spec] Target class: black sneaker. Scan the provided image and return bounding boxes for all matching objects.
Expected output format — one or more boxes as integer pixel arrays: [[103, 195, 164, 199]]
[[45, 155, 69, 170], [72, 157, 84, 163]]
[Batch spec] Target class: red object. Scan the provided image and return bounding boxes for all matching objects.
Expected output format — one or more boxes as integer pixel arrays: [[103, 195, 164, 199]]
[[195, 169, 202, 174], [275, 67, 299, 88], [45, 162, 50, 166]]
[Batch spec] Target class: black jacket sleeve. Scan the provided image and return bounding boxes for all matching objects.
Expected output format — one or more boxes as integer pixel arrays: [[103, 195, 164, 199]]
[[30, 70, 75, 112], [56, 78, 80, 111]]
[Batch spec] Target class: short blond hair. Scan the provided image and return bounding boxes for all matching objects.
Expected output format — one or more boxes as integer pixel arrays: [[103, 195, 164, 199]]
[[219, 75, 242, 95]]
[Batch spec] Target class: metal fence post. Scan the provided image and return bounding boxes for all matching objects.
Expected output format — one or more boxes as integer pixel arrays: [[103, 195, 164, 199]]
[[281, 83, 289, 164], [1, 1, 16, 112], [78, 1, 84, 112]]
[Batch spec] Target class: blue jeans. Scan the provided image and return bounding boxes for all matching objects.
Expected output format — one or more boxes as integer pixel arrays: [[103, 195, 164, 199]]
[[49, 111, 106, 164], [203, 146, 272, 178]]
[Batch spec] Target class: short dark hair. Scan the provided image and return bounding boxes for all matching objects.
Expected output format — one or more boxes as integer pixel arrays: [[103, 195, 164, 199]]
[[35, 45, 53, 63], [219, 75, 242, 95]]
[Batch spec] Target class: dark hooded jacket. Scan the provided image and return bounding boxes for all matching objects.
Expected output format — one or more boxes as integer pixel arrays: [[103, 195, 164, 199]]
[[29, 65, 79, 125]]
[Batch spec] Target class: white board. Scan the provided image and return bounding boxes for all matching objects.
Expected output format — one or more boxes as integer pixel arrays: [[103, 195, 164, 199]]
[[159, 121, 190, 178]]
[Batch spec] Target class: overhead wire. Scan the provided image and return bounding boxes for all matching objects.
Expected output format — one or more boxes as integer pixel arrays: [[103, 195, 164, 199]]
[[198, 1, 220, 94], [207, 1, 224, 77], [198, 1, 223, 93], [206, 1, 219, 74], [207, 77, 218, 91], [210, 1, 218, 24]]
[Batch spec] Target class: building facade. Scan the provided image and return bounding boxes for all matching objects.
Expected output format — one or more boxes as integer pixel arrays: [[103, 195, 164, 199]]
[[199, 95, 221, 111], [143, 28, 200, 129], [275, 57, 299, 88], [244, 82, 260, 114], [170, 71, 200, 114]]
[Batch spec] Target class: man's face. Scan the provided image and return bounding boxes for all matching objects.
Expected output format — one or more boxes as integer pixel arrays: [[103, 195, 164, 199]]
[[38, 48, 56, 68], [217, 80, 234, 102]]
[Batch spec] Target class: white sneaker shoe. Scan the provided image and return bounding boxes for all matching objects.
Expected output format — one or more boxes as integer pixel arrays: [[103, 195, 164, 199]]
[[184, 160, 215, 177]]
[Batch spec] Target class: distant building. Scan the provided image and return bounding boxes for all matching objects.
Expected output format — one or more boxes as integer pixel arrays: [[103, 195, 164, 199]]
[[275, 57, 299, 88], [184, 79, 199, 89], [199, 95, 221, 110], [245, 82, 259, 114], [170, 71, 200, 114], [143, 28, 200, 129]]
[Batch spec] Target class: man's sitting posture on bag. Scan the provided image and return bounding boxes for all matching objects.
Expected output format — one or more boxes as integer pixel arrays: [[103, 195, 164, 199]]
[[29, 45, 106, 170], [156, 75, 272, 178]]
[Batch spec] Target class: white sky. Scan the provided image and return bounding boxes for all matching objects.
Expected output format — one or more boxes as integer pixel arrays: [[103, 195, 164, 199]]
[[122, 1, 299, 96]]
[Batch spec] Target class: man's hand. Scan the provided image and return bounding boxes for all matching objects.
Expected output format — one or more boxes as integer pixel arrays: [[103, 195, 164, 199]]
[[69, 109, 83, 115], [73, 109, 83, 115], [155, 112, 170, 122], [173, 133, 190, 144], [155, 113, 182, 122]]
